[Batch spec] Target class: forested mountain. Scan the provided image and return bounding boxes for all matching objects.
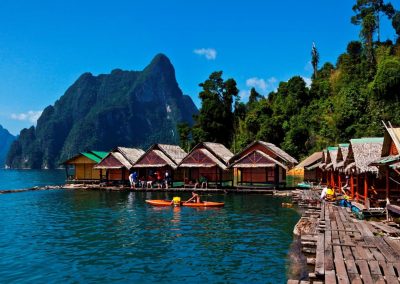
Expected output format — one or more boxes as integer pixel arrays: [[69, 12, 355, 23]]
[[6, 54, 198, 169], [179, 0, 400, 161], [0, 125, 15, 167]]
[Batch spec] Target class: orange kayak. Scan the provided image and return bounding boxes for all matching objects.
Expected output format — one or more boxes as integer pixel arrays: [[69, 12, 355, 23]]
[[145, 199, 224, 207], [182, 201, 224, 207], [145, 200, 172, 206]]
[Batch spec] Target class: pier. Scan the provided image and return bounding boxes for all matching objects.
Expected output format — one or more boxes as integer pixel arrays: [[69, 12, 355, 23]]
[[289, 190, 400, 284]]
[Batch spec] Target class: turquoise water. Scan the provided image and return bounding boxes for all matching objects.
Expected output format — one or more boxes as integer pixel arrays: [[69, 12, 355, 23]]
[[0, 169, 65, 190], [0, 170, 299, 283]]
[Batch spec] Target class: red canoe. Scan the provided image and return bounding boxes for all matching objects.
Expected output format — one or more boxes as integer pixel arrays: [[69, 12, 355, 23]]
[[145, 199, 224, 207]]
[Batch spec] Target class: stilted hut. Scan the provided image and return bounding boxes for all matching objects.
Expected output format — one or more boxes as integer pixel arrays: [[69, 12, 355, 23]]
[[132, 144, 187, 187], [178, 142, 234, 188], [319, 150, 328, 184], [343, 137, 384, 208], [293, 151, 323, 183], [230, 141, 297, 189], [370, 123, 400, 208], [335, 143, 350, 191], [62, 151, 108, 182], [93, 147, 145, 185]]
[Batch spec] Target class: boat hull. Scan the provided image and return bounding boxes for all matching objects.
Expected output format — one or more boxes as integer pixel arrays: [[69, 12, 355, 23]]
[[145, 200, 224, 207]]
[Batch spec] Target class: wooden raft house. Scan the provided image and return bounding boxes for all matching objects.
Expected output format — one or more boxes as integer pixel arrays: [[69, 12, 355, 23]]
[[371, 122, 400, 215], [62, 151, 108, 183], [132, 144, 187, 186], [343, 137, 384, 208], [93, 147, 145, 185], [230, 141, 297, 189], [178, 142, 234, 188]]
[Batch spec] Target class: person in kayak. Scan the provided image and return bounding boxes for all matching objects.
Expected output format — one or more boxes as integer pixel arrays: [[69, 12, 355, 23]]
[[185, 191, 200, 203]]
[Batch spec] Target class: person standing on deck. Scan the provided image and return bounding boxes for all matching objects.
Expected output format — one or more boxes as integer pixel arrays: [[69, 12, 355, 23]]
[[129, 171, 138, 189]]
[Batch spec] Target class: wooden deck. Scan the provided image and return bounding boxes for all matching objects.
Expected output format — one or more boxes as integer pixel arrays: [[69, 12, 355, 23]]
[[289, 191, 400, 284]]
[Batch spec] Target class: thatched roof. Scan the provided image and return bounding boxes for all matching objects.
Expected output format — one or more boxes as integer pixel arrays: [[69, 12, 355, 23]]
[[230, 140, 297, 168], [94, 152, 131, 169], [94, 147, 144, 170], [118, 147, 145, 165], [325, 147, 338, 171], [157, 144, 187, 164], [335, 143, 349, 170], [179, 148, 227, 169], [231, 150, 287, 170], [203, 142, 234, 163], [134, 144, 187, 169], [295, 152, 322, 169], [344, 137, 383, 174]]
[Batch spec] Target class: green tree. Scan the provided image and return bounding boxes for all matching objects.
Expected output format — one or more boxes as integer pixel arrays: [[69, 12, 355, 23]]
[[192, 71, 239, 147], [392, 11, 400, 37], [351, 0, 395, 42], [177, 122, 192, 152]]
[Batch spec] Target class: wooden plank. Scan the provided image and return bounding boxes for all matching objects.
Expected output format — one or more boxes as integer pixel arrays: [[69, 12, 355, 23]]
[[370, 221, 400, 235], [355, 260, 374, 284], [315, 233, 325, 276], [334, 258, 350, 284], [384, 237, 400, 254], [287, 280, 299, 284], [345, 259, 362, 283], [368, 260, 386, 283], [325, 270, 337, 284], [371, 237, 398, 262], [324, 217, 334, 271]]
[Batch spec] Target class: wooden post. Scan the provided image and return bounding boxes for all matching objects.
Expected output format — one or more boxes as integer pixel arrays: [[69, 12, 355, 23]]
[[350, 173, 354, 198], [364, 172, 368, 205], [386, 166, 390, 200], [275, 165, 279, 189], [356, 175, 360, 201], [338, 173, 342, 194]]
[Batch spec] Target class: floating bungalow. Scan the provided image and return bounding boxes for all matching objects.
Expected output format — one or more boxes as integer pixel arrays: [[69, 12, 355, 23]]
[[132, 144, 187, 185], [62, 151, 108, 182], [230, 141, 297, 188], [292, 151, 323, 183], [370, 123, 400, 212], [178, 142, 234, 188], [93, 147, 145, 184], [343, 137, 384, 207]]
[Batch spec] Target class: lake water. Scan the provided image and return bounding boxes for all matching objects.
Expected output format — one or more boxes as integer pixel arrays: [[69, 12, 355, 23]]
[[0, 170, 299, 283]]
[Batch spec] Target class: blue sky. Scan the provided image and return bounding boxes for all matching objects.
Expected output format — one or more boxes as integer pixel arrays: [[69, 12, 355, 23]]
[[0, 0, 397, 135]]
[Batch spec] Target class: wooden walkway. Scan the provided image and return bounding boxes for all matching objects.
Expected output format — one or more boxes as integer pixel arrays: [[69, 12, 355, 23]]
[[289, 191, 400, 284]]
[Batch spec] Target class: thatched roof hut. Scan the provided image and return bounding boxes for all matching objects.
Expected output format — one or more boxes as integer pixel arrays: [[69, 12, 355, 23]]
[[344, 138, 383, 174]]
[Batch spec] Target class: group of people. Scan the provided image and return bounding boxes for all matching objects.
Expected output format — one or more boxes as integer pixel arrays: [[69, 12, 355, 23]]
[[129, 170, 171, 189]]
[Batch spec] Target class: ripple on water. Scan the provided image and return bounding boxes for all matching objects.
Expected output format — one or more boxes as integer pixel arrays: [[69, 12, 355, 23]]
[[0, 190, 299, 283]]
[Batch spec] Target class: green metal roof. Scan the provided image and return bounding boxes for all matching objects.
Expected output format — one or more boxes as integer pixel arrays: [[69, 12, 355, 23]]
[[91, 151, 109, 159], [82, 151, 108, 163], [350, 137, 384, 144], [338, 143, 350, 147], [327, 146, 338, 151]]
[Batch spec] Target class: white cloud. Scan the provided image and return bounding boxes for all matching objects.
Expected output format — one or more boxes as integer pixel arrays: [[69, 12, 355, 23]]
[[239, 90, 251, 100], [11, 110, 42, 124], [245, 76, 278, 94], [302, 76, 312, 88], [193, 48, 217, 60]]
